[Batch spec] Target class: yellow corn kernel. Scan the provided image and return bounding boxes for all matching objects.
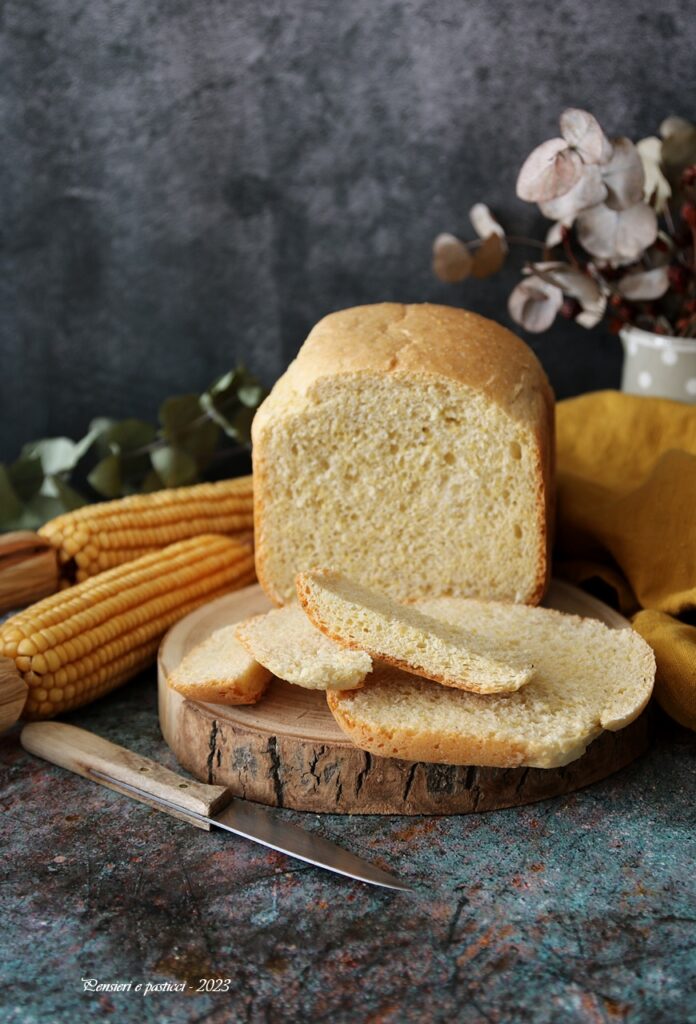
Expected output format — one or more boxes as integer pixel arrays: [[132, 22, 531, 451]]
[[38, 478, 254, 586], [1, 534, 255, 719]]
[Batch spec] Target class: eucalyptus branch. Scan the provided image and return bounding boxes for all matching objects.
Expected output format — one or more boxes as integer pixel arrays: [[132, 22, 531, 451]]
[[433, 108, 696, 337], [0, 365, 266, 532]]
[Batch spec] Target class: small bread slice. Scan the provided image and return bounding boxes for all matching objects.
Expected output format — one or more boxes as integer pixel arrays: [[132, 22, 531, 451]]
[[295, 569, 534, 694], [168, 626, 271, 705], [235, 604, 371, 690], [327, 598, 656, 769]]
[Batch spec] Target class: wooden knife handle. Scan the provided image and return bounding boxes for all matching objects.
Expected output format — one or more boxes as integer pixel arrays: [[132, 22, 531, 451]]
[[20, 721, 233, 830]]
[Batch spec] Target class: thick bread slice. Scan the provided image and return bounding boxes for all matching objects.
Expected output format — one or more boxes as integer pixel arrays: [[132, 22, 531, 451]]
[[168, 626, 271, 705], [252, 303, 554, 606], [296, 569, 534, 694], [327, 598, 656, 769], [235, 604, 371, 690]]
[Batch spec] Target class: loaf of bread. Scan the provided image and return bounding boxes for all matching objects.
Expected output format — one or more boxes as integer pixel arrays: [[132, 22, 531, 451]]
[[235, 604, 371, 690], [296, 569, 534, 694], [167, 626, 271, 705], [252, 303, 554, 606], [326, 598, 655, 768]]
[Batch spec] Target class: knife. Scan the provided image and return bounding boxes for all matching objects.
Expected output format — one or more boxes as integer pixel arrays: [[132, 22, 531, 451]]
[[20, 721, 410, 892]]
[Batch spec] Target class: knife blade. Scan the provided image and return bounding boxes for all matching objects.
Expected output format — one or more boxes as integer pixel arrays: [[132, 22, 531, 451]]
[[20, 721, 411, 892]]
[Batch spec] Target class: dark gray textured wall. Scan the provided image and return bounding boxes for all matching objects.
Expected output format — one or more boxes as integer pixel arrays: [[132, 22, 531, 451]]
[[1, 0, 690, 458]]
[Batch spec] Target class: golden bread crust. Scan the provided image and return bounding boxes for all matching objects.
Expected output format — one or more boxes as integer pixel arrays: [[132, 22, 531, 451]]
[[325, 598, 655, 769], [253, 303, 555, 606], [295, 570, 533, 695]]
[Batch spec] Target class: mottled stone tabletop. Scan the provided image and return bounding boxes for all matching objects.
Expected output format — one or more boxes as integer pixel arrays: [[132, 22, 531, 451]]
[[2, 675, 695, 1024]]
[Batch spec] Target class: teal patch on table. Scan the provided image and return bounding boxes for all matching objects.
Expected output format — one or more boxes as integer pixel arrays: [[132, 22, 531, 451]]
[[1, 674, 694, 1023]]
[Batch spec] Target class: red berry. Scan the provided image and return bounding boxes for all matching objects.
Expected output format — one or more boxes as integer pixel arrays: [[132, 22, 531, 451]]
[[681, 202, 696, 230], [561, 298, 581, 319], [669, 265, 689, 292], [681, 165, 696, 188]]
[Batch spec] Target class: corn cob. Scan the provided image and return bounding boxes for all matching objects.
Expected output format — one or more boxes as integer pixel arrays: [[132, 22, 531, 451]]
[[38, 477, 254, 586], [0, 534, 256, 720]]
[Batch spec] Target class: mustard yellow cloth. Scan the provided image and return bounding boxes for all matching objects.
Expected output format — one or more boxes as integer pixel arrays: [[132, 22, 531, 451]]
[[556, 390, 696, 730]]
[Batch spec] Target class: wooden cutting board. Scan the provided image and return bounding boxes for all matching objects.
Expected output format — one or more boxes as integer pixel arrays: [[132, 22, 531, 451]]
[[158, 582, 652, 815]]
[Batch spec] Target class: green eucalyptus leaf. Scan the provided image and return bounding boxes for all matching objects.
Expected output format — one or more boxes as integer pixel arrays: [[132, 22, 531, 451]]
[[209, 369, 240, 396], [202, 400, 239, 440], [22, 437, 80, 476], [96, 420, 158, 490], [0, 509, 39, 531], [1, 493, 68, 531], [150, 446, 198, 487], [52, 477, 88, 511], [159, 394, 202, 441], [159, 394, 220, 465], [238, 383, 264, 408], [231, 405, 256, 445], [72, 425, 104, 464], [8, 455, 44, 502], [200, 369, 262, 441], [22, 494, 69, 528], [183, 420, 220, 464], [200, 391, 233, 433], [118, 453, 151, 486], [140, 469, 164, 493], [2, 365, 260, 529], [89, 418, 119, 458], [102, 419, 157, 454], [89, 416, 118, 435], [88, 454, 123, 498], [0, 464, 23, 526], [39, 476, 60, 498]]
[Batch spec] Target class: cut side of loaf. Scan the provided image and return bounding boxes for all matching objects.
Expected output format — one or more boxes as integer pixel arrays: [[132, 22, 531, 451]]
[[235, 604, 371, 690], [252, 303, 554, 606], [296, 569, 535, 694], [167, 626, 271, 705], [327, 598, 656, 769]]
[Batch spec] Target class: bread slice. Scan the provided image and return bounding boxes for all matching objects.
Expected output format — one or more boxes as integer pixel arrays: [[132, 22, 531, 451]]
[[252, 303, 554, 606], [296, 569, 534, 694], [235, 604, 371, 690], [167, 626, 271, 705], [327, 598, 656, 768]]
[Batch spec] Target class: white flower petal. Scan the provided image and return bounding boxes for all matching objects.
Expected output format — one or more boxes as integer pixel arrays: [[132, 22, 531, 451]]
[[636, 136, 672, 212], [538, 165, 607, 225], [516, 138, 584, 203], [545, 222, 565, 247], [530, 261, 606, 327], [577, 202, 657, 265], [575, 293, 607, 328], [617, 266, 670, 300], [601, 138, 645, 210], [468, 203, 506, 242], [560, 108, 613, 164], [508, 276, 564, 332]]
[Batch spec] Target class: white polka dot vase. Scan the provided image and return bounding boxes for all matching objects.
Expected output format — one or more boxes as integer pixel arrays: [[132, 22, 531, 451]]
[[620, 325, 696, 404]]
